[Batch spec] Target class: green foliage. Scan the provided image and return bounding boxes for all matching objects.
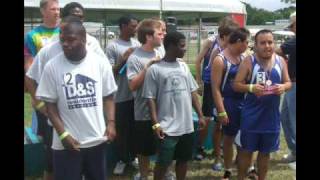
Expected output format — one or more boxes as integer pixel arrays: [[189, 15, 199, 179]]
[[281, 0, 296, 4], [243, 2, 296, 25]]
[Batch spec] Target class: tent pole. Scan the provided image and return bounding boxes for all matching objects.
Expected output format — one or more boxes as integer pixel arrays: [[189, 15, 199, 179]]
[[104, 12, 107, 50], [160, 0, 163, 19], [197, 13, 202, 54]]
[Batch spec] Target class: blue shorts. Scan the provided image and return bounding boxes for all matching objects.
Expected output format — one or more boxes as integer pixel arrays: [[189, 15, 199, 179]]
[[240, 131, 280, 154], [53, 143, 106, 180], [222, 98, 241, 136]]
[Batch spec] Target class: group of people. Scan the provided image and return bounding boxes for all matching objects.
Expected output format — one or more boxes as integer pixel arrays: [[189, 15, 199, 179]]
[[24, 0, 296, 180]]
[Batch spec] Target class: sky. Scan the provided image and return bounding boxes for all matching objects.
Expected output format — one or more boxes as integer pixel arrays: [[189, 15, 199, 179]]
[[240, 0, 296, 11]]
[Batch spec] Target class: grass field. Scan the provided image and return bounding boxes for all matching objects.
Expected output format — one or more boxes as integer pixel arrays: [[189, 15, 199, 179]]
[[24, 64, 295, 180]]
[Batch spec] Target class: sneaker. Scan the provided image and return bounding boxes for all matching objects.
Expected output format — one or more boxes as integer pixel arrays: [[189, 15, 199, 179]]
[[194, 146, 205, 161], [222, 170, 232, 180], [282, 153, 296, 163], [131, 158, 139, 169], [164, 170, 176, 180], [212, 159, 223, 171], [247, 168, 258, 180], [113, 161, 126, 175], [288, 161, 296, 170]]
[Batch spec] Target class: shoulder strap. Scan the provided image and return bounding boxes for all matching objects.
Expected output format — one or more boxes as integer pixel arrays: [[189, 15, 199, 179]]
[[274, 55, 283, 82], [221, 57, 231, 92]]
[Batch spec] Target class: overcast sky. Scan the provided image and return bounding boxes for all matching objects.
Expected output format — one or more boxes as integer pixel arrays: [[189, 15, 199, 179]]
[[240, 0, 295, 11]]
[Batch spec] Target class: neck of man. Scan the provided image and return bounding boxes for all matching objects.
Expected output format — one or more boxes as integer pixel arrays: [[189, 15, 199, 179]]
[[225, 47, 240, 63], [256, 53, 274, 68], [43, 18, 59, 29], [163, 53, 177, 62], [141, 43, 155, 52], [119, 33, 131, 41]]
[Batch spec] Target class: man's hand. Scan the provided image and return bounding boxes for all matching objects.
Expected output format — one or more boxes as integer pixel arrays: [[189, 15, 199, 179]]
[[122, 47, 135, 62], [252, 84, 265, 97], [197, 116, 206, 131], [154, 126, 165, 140], [145, 56, 161, 68], [273, 84, 286, 95], [62, 135, 80, 151], [104, 121, 116, 142], [218, 115, 229, 126]]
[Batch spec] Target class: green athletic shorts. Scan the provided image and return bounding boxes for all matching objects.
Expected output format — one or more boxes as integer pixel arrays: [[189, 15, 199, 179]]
[[156, 132, 194, 166]]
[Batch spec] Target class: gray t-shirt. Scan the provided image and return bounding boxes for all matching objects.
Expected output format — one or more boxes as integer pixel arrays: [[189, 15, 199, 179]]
[[127, 47, 160, 121], [106, 38, 140, 102], [142, 60, 199, 136]]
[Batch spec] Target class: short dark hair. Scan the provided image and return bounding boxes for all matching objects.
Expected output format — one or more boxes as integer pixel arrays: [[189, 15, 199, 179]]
[[61, 2, 84, 18], [164, 31, 185, 51], [61, 15, 82, 24], [254, 29, 273, 44], [118, 14, 138, 30], [137, 19, 161, 44], [228, 27, 250, 44]]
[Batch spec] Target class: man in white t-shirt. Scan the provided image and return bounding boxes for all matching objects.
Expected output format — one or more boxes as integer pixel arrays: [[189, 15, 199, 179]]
[[36, 18, 117, 180]]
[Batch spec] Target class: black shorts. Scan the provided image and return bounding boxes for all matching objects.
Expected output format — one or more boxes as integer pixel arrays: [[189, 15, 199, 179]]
[[202, 83, 215, 117], [35, 110, 53, 172], [133, 121, 157, 156], [115, 100, 136, 162]]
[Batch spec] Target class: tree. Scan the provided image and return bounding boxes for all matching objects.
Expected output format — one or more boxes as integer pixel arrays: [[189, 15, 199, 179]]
[[281, 0, 296, 4]]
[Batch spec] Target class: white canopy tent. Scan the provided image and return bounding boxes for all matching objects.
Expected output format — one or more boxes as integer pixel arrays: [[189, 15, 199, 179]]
[[25, 0, 246, 15]]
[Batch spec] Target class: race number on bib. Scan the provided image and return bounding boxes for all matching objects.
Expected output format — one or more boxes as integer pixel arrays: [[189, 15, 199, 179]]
[[256, 72, 266, 85]]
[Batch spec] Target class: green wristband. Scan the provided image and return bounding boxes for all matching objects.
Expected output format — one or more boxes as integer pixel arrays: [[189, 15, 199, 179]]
[[59, 131, 70, 141], [249, 84, 254, 93], [36, 101, 45, 110], [217, 111, 227, 117]]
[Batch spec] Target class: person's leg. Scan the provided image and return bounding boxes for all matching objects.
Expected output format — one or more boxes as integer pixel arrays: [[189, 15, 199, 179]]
[[212, 120, 223, 170], [174, 133, 194, 180], [83, 143, 107, 180], [127, 100, 138, 164], [237, 150, 253, 180], [280, 83, 296, 158], [134, 121, 157, 179], [154, 136, 177, 180], [52, 149, 82, 180], [195, 117, 210, 160], [237, 132, 259, 180], [223, 135, 235, 171], [256, 152, 270, 180], [175, 161, 188, 180], [43, 122, 54, 180]]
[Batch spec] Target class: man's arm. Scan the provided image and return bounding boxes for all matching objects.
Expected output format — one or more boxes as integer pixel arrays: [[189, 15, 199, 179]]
[[233, 57, 264, 96], [191, 91, 205, 130], [128, 56, 160, 91], [195, 39, 212, 83], [46, 102, 80, 151], [148, 98, 165, 139], [103, 95, 116, 141]]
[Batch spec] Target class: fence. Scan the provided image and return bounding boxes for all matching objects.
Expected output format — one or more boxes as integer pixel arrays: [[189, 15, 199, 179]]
[[24, 23, 218, 64]]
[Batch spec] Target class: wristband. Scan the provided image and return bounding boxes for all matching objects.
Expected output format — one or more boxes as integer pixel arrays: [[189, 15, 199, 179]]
[[152, 123, 161, 130], [249, 84, 254, 93], [59, 131, 70, 141], [217, 111, 227, 117], [36, 101, 45, 110]]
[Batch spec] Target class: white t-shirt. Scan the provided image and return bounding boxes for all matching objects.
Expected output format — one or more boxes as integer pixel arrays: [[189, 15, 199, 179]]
[[27, 33, 109, 84], [36, 50, 117, 150]]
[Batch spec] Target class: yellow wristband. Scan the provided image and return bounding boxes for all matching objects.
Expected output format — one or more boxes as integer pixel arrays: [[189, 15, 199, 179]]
[[249, 84, 254, 93], [152, 123, 161, 130], [36, 101, 45, 110], [217, 112, 227, 117], [59, 131, 70, 141]]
